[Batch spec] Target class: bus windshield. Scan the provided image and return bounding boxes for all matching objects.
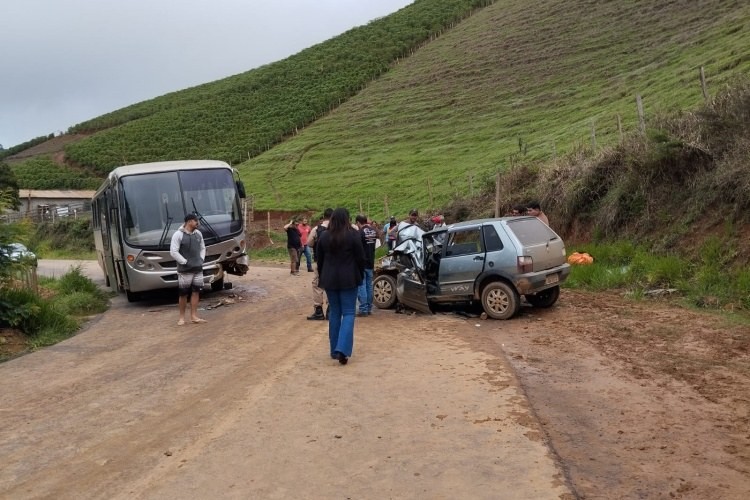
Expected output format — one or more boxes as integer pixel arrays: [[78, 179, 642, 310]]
[[120, 168, 242, 248]]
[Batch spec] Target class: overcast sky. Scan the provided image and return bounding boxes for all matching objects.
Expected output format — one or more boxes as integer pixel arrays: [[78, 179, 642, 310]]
[[0, 0, 413, 149]]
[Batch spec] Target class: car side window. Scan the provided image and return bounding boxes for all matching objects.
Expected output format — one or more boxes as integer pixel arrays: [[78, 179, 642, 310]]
[[482, 224, 503, 251], [445, 229, 483, 256]]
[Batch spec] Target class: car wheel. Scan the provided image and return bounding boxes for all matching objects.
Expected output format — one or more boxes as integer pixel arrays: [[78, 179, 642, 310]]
[[481, 281, 520, 320], [373, 274, 397, 309], [526, 285, 560, 308]]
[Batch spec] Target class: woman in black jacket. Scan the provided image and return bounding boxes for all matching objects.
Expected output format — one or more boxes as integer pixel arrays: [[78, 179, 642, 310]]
[[317, 207, 365, 365]]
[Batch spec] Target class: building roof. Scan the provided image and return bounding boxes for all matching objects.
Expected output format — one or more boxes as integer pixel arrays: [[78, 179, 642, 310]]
[[19, 189, 95, 199]]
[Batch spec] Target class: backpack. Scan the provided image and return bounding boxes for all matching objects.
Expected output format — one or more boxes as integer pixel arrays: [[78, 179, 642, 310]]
[[311, 223, 327, 261]]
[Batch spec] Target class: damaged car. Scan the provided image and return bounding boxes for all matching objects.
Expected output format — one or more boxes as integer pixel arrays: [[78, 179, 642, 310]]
[[372, 216, 570, 319]]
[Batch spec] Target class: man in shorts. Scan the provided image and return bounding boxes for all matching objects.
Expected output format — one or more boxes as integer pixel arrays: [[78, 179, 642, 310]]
[[170, 213, 207, 325]]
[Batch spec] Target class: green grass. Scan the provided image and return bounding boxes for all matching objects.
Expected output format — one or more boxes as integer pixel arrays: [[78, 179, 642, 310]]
[[10, 156, 102, 189], [238, 0, 750, 218], [0, 268, 111, 358], [565, 241, 750, 313], [61, 0, 491, 173]]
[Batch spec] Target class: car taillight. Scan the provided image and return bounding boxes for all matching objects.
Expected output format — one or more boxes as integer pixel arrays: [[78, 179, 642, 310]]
[[517, 255, 533, 273]]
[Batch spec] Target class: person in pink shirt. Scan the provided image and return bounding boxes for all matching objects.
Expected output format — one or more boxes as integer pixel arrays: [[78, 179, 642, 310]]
[[298, 217, 313, 272]]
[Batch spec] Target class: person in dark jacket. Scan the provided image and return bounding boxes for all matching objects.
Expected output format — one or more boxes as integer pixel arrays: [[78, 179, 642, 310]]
[[355, 214, 378, 316], [317, 207, 365, 365]]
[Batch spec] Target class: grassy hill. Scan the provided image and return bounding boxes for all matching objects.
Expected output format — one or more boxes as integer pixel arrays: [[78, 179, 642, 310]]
[[6, 0, 748, 219], [239, 0, 750, 219], [58, 0, 492, 174]]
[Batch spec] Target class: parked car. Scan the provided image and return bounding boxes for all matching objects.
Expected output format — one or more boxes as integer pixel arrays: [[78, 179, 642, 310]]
[[372, 217, 570, 319], [0, 243, 38, 267]]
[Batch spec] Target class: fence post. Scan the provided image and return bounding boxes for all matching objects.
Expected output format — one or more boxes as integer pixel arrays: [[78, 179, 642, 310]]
[[700, 66, 709, 101], [636, 94, 645, 134], [590, 119, 597, 150], [494, 172, 501, 218]]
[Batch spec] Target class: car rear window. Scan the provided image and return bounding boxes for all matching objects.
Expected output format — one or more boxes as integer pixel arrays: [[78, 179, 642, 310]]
[[506, 219, 558, 245]]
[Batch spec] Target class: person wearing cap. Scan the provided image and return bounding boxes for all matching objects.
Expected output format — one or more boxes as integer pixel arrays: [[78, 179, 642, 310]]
[[395, 209, 423, 246], [170, 213, 207, 326], [431, 214, 446, 229]]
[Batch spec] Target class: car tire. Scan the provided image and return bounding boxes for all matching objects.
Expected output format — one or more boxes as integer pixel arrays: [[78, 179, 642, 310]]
[[481, 281, 520, 320], [373, 274, 397, 309], [526, 285, 560, 308]]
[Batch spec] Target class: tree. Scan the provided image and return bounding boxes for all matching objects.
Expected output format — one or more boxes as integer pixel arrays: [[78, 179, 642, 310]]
[[0, 162, 20, 210]]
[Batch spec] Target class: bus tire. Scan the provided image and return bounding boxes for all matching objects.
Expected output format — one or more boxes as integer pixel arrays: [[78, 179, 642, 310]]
[[126, 290, 141, 302]]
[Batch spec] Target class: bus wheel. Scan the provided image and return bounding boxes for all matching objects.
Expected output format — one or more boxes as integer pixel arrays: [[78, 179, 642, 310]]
[[126, 290, 141, 302], [211, 278, 224, 292]]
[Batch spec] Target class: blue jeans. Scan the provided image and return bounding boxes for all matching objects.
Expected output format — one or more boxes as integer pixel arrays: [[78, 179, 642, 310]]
[[357, 268, 374, 314], [301, 245, 312, 270], [325, 287, 357, 358]]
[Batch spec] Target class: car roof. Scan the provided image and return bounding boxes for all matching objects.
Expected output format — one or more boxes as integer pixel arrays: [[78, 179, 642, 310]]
[[424, 216, 537, 235]]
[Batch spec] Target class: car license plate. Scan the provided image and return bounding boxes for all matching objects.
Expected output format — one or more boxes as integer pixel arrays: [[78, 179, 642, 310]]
[[545, 273, 559, 285]]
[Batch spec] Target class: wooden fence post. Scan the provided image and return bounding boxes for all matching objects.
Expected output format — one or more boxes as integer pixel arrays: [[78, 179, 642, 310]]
[[590, 119, 597, 150], [494, 172, 501, 218], [700, 66, 709, 101], [636, 94, 645, 134]]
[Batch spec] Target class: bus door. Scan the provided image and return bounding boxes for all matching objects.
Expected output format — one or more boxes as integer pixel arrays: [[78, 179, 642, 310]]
[[106, 188, 129, 291], [97, 189, 119, 291]]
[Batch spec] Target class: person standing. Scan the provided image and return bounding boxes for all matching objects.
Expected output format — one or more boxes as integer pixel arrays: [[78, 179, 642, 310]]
[[170, 213, 206, 326], [284, 217, 302, 275], [526, 201, 549, 226], [386, 216, 398, 251], [317, 208, 365, 365], [396, 208, 423, 246], [298, 217, 313, 272], [306, 208, 333, 320], [355, 214, 378, 317]]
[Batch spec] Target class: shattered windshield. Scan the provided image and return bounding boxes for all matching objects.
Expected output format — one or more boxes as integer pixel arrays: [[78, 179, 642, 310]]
[[120, 169, 242, 248]]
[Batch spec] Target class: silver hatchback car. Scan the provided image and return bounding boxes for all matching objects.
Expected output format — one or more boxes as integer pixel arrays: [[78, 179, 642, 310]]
[[373, 217, 570, 319]]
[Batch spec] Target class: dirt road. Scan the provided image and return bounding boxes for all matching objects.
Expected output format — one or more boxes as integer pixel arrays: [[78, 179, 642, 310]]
[[0, 265, 571, 499], [3, 263, 749, 498]]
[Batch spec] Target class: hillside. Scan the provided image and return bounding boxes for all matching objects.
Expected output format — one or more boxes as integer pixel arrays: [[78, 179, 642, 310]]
[[239, 0, 750, 217], [6, 0, 749, 219]]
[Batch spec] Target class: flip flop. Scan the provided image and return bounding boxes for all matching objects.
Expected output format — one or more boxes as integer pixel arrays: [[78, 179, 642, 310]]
[[191, 318, 207, 324], [177, 319, 185, 326]]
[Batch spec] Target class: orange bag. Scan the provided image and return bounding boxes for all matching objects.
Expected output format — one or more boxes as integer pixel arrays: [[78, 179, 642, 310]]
[[567, 252, 594, 265]]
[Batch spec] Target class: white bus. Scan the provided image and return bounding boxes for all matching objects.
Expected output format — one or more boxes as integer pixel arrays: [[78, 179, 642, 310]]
[[92, 160, 249, 301]]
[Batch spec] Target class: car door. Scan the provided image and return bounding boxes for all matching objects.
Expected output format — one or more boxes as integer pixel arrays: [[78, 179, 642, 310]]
[[435, 226, 485, 299]]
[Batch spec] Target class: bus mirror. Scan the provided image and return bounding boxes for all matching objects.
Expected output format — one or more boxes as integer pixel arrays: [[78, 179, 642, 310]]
[[236, 180, 246, 199]]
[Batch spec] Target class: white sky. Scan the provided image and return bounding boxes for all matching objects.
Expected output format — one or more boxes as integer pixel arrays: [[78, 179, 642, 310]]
[[0, 0, 413, 149]]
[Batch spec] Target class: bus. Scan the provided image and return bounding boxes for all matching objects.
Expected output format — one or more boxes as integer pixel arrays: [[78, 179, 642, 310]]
[[92, 160, 249, 301]]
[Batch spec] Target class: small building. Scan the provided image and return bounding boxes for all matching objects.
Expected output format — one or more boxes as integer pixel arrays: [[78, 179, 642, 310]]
[[2, 189, 95, 223]]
